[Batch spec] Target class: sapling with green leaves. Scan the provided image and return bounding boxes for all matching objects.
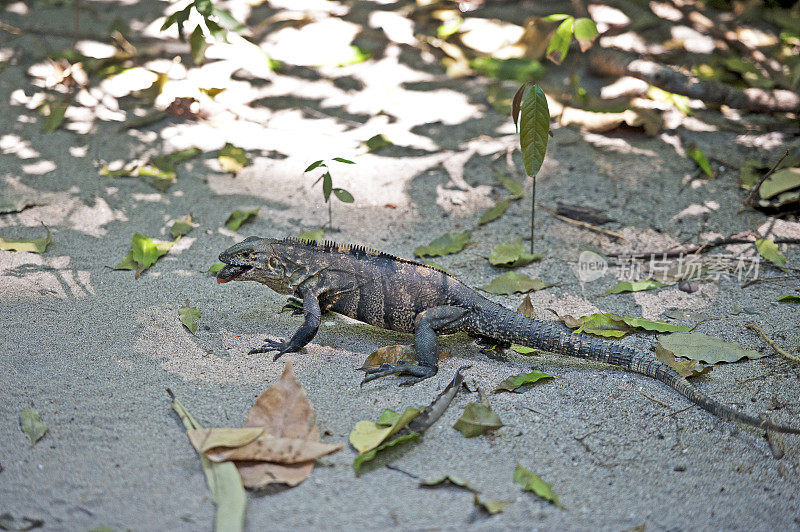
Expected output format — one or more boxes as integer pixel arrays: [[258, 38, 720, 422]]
[[304, 158, 356, 229], [161, 0, 245, 63]]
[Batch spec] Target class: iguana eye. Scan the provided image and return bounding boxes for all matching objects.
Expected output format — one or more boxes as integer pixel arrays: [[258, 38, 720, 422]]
[[268, 257, 279, 269]]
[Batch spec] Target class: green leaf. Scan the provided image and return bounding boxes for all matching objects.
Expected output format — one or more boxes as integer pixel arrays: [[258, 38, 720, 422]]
[[161, 5, 191, 34], [297, 227, 324, 242], [657, 332, 767, 364], [488, 237, 541, 267], [493, 169, 523, 198], [42, 102, 68, 133], [479, 272, 551, 295], [304, 160, 325, 172], [647, 86, 691, 115], [687, 145, 714, 178], [179, 302, 201, 334], [170, 394, 246, 532], [19, 408, 47, 444], [332, 157, 355, 164], [349, 406, 421, 453], [546, 16, 574, 64], [363, 134, 393, 152], [572, 17, 599, 51], [115, 233, 176, 277], [600, 280, 666, 296], [353, 433, 419, 474], [517, 84, 550, 177], [208, 262, 225, 273], [218, 143, 249, 174], [332, 188, 354, 203], [759, 168, 800, 199], [0, 228, 51, 253], [225, 208, 259, 231], [541, 13, 572, 21], [436, 16, 463, 38], [739, 159, 763, 189], [211, 6, 245, 32], [453, 402, 503, 438], [510, 345, 537, 354], [776, 294, 800, 302], [170, 214, 194, 238], [322, 172, 332, 202], [494, 370, 557, 393], [755, 238, 786, 268], [190, 25, 208, 64], [413, 231, 471, 257], [137, 163, 176, 192], [338, 45, 371, 66], [514, 465, 563, 508], [621, 316, 692, 333], [470, 57, 545, 83], [563, 312, 691, 338], [478, 199, 510, 225]]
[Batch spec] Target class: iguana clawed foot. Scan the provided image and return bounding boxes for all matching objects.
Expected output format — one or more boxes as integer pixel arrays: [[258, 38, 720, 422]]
[[249, 338, 298, 360], [360, 360, 438, 387]]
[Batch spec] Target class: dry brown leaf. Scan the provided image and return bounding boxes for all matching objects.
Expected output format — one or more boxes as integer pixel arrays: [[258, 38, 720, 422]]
[[655, 345, 712, 378], [559, 107, 662, 136], [237, 361, 323, 488], [360, 344, 449, 369], [517, 294, 535, 317], [206, 434, 343, 464]]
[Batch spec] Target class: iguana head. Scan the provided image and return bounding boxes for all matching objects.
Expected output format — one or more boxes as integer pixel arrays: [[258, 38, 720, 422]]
[[217, 237, 298, 294]]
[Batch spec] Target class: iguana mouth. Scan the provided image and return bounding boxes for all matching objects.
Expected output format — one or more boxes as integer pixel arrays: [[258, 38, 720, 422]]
[[216, 264, 252, 284]]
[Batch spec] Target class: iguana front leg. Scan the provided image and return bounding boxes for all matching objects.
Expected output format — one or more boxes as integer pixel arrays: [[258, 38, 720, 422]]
[[362, 306, 468, 386], [250, 286, 321, 360]]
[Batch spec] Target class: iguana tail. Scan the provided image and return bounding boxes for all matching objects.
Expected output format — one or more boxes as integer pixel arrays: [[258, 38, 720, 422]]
[[484, 306, 800, 434]]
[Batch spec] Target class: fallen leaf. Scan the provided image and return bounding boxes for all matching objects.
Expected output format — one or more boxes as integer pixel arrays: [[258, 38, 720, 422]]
[[352, 433, 419, 474], [237, 361, 324, 488], [297, 227, 324, 242], [646, 85, 691, 115], [170, 393, 246, 532], [759, 168, 800, 199], [453, 401, 503, 438], [0, 228, 51, 254], [560, 312, 691, 338], [0, 197, 41, 214], [225, 208, 259, 231], [687, 144, 714, 178], [474, 493, 512, 514], [470, 57, 545, 82], [19, 409, 47, 444], [208, 262, 225, 273], [510, 345, 537, 355], [559, 107, 662, 136], [655, 345, 712, 378], [479, 273, 551, 295], [203, 433, 343, 464], [739, 159, 763, 189], [554, 202, 612, 225], [186, 428, 265, 453], [360, 344, 449, 369], [413, 231, 471, 257], [218, 143, 249, 175], [179, 301, 201, 334], [115, 233, 176, 278], [755, 238, 786, 268], [363, 134, 393, 152], [493, 169, 523, 198], [776, 294, 800, 302], [517, 294, 535, 317], [656, 333, 768, 364], [41, 102, 68, 133], [488, 238, 541, 267], [622, 316, 692, 333], [420, 476, 476, 492], [349, 406, 421, 453], [478, 199, 510, 225], [170, 214, 194, 238], [600, 280, 666, 296], [514, 464, 563, 508], [493, 370, 557, 393]]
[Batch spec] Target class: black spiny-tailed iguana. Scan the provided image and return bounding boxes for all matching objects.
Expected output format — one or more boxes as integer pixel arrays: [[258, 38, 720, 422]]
[[217, 236, 800, 434]]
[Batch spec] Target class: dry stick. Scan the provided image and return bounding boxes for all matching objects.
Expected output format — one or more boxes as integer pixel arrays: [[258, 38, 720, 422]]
[[590, 48, 800, 113], [605, 235, 800, 259], [744, 323, 800, 364], [744, 150, 790, 207], [640, 391, 670, 409], [540, 205, 625, 240]]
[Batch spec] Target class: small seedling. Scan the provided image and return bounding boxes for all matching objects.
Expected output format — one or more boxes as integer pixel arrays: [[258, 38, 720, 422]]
[[304, 158, 355, 229]]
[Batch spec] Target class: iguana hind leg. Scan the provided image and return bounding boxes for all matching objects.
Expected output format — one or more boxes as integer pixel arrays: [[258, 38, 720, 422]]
[[361, 306, 468, 386]]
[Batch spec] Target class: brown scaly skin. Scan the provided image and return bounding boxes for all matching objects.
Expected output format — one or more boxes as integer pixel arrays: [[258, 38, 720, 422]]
[[217, 237, 800, 435]]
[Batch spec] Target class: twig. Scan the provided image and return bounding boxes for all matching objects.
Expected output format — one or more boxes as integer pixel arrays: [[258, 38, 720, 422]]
[[744, 322, 800, 364], [605, 234, 800, 259], [666, 405, 693, 418], [640, 391, 670, 409], [744, 150, 790, 206], [385, 464, 420, 479], [540, 205, 625, 240]]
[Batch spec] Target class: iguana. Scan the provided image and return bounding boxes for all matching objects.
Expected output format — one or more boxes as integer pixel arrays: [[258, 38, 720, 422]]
[[217, 236, 800, 434]]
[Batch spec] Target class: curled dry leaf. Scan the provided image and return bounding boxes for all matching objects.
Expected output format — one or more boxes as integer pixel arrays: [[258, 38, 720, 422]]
[[360, 344, 449, 370], [655, 345, 712, 378], [238, 361, 329, 488], [203, 433, 343, 464]]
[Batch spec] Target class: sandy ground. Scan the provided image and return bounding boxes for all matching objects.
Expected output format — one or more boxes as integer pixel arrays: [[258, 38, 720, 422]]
[[2, 1, 800, 530]]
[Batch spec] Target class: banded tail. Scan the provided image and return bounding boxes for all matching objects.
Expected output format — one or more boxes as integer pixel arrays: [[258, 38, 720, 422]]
[[483, 306, 800, 434]]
